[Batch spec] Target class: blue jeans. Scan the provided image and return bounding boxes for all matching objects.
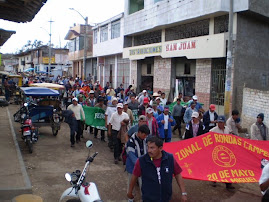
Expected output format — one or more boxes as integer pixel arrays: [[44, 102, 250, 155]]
[[162, 129, 171, 142]]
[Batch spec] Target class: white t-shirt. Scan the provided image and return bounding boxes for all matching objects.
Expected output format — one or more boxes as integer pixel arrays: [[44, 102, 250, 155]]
[[67, 104, 85, 121], [105, 106, 117, 125], [160, 98, 167, 107], [259, 163, 269, 195], [209, 111, 215, 126], [109, 112, 129, 131], [164, 114, 169, 129]]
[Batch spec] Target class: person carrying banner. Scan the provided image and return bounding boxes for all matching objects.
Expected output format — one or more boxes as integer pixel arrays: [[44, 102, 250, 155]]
[[184, 112, 205, 139], [67, 97, 85, 144], [127, 136, 187, 202], [210, 115, 235, 190], [259, 161, 269, 201], [126, 125, 150, 194], [203, 104, 218, 133], [105, 97, 118, 150], [226, 109, 242, 136], [157, 106, 176, 142], [250, 113, 269, 140], [94, 97, 107, 141], [108, 103, 129, 164]]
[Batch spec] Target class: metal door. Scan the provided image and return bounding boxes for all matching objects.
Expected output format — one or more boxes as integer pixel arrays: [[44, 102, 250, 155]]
[[211, 58, 226, 115]]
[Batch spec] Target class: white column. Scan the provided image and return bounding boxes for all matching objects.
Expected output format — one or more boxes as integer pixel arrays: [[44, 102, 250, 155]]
[[103, 64, 105, 87], [114, 55, 118, 88]]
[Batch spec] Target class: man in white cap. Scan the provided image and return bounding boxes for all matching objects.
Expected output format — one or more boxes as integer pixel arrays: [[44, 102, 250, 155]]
[[188, 95, 203, 112], [184, 112, 205, 139], [105, 97, 118, 150], [139, 90, 149, 105], [149, 92, 160, 106], [108, 103, 129, 164], [67, 97, 85, 146]]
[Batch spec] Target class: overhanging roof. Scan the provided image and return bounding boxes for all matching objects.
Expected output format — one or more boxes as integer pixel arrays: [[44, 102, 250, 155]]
[[0, 28, 16, 46], [0, 0, 47, 23]]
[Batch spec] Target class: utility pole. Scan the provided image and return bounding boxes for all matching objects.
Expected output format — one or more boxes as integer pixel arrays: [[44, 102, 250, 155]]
[[224, 0, 233, 118], [48, 19, 54, 79], [69, 8, 88, 80]]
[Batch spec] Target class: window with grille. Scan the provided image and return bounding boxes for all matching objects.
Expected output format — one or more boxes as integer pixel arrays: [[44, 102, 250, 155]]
[[165, 19, 210, 41], [93, 29, 98, 44], [214, 15, 229, 34], [100, 25, 108, 42], [134, 30, 162, 46], [111, 20, 121, 39]]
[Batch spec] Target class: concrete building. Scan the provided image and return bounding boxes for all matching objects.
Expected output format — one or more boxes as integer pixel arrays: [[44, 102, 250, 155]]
[[65, 24, 96, 80], [93, 13, 130, 89], [3, 57, 18, 72], [123, 0, 269, 115], [15, 46, 70, 77]]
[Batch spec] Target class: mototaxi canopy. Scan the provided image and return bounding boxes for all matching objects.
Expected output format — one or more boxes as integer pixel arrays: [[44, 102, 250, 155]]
[[20, 87, 59, 97]]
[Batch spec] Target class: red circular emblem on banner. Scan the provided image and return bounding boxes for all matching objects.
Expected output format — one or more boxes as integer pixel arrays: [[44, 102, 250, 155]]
[[212, 145, 236, 167]]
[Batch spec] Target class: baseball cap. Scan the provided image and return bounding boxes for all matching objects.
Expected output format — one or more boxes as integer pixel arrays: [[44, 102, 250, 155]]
[[191, 112, 199, 118], [209, 104, 216, 110], [139, 115, 146, 121], [143, 97, 149, 103], [146, 107, 154, 114], [142, 90, 147, 93], [117, 103, 123, 108], [217, 115, 226, 123], [156, 97, 161, 101], [192, 95, 198, 100], [90, 90, 94, 94], [72, 97, 78, 102], [124, 101, 128, 105], [112, 97, 118, 102]]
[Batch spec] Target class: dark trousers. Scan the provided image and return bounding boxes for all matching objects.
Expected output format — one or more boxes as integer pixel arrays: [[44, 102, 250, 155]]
[[112, 129, 122, 159], [70, 126, 76, 145], [262, 189, 269, 202], [5, 90, 10, 102], [162, 129, 171, 142], [77, 120, 83, 140], [173, 116, 182, 136], [94, 128, 105, 140]]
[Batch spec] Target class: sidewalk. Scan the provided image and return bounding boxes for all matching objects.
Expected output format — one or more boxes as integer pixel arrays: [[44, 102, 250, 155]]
[[0, 107, 32, 201]]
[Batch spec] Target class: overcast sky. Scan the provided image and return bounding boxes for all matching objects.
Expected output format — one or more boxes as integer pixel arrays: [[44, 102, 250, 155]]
[[0, 0, 124, 54]]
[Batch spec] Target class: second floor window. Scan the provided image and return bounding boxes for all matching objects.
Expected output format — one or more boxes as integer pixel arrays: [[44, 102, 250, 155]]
[[93, 29, 98, 44], [100, 25, 108, 42], [111, 20, 120, 39]]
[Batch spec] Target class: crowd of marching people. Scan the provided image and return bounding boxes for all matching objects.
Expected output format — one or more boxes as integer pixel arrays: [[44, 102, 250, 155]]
[[16, 74, 269, 201]]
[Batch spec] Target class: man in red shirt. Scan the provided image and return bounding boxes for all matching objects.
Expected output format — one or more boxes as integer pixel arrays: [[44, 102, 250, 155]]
[[127, 136, 187, 202]]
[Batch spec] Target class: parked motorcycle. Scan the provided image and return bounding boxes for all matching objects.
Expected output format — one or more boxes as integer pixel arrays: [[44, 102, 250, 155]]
[[60, 141, 103, 202], [20, 103, 38, 153]]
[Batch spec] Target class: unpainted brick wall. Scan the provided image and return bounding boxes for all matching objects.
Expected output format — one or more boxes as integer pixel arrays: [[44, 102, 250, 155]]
[[242, 87, 269, 131], [195, 59, 211, 110], [153, 56, 172, 94]]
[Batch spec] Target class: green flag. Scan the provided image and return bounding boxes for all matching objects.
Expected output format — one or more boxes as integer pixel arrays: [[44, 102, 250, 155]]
[[83, 106, 107, 130], [132, 109, 139, 126]]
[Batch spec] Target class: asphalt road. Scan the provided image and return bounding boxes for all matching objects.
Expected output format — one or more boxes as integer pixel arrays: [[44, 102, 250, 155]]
[[8, 104, 262, 202]]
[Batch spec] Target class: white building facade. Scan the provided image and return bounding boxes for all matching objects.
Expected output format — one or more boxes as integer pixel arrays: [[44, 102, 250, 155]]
[[93, 13, 131, 89], [123, 0, 269, 114]]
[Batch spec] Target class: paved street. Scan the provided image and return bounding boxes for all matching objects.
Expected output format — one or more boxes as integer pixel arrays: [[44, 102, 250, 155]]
[[2, 104, 262, 202]]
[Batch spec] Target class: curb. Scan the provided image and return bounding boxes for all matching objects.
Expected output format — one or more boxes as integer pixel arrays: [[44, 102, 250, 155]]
[[0, 108, 32, 200]]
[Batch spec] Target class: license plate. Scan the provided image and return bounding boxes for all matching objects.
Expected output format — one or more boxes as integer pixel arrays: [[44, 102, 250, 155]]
[[23, 131, 31, 136]]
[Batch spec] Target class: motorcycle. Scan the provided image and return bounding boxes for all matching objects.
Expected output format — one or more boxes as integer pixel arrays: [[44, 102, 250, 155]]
[[60, 141, 103, 202], [20, 102, 38, 153]]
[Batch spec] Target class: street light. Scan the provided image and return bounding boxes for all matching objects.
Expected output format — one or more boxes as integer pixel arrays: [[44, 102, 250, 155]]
[[69, 8, 88, 80], [40, 19, 54, 79]]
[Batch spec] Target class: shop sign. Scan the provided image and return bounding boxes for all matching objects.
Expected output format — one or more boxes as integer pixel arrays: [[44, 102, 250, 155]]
[[42, 57, 55, 64], [166, 40, 196, 52], [129, 45, 162, 56]]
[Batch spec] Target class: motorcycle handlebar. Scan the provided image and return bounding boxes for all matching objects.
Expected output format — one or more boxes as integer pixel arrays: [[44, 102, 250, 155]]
[[86, 152, 98, 163]]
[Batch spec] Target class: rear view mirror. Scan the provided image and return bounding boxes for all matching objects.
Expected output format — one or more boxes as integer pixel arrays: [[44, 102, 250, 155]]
[[24, 103, 28, 107], [86, 140, 93, 149]]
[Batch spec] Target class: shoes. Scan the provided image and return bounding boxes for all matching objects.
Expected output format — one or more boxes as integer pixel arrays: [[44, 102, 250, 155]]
[[226, 184, 235, 190], [81, 135, 84, 139], [118, 156, 122, 161], [94, 136, 97, 139], [114, 159, 119, 164], [71, 144, 75, 147], [76, 139, 80, 143], [101, 139, 106, 142]]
